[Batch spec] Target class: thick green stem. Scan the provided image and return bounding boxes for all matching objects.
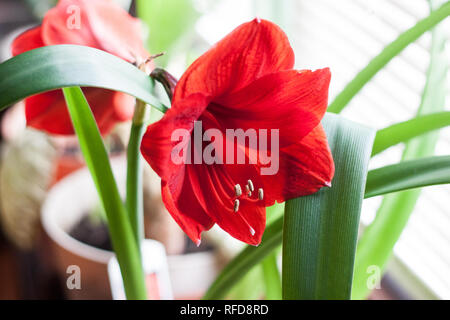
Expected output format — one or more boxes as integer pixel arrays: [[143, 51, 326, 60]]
[[63, 87, 147, 300], [126, 99, 149, 251]]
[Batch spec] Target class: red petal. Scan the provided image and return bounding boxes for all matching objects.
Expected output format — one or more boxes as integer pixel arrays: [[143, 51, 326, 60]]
[[25, 89, 134, 135], [41, 0, 148, 62], [174, 18, 295, 101], [42, 0, 100, 48], [141, 95, 217, 244], [161, 166, 214, 245], [11, 26, 45, 56], [187, 163, 266, 246], [84, 0, 149, 62], [140, 94, 209, 182], [141, 96, 267, 245], [111, 90, 135, 122], [210, 68, 331, 147], [260, 124, 335, 206]]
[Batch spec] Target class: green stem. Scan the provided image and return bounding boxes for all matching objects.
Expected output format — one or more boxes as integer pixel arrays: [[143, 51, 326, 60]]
[[126, 99, 149, 251], [63, 87, 147, 300], [327, 1, 450, 114]]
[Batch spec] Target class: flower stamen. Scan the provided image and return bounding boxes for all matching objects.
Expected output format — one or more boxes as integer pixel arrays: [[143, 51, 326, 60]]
[[245, 185, 251, 197], [234, 184, 242, 197], [234, 199, 240, 213], [247, 180, 255, 192], [258, 188, 264, 201]]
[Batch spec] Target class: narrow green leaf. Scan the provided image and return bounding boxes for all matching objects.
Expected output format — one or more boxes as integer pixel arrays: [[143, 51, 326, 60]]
[[261, 252, 282, 300], [365, 155, 450, 198], [226, 265, 265, 300], [352, 6, 448, 299], [0, 45, 169, 113], [282, 114, 375, 300], [63, 87, 146, 300], [372, 111, 450, 156], [260, 204, 283, 300], [327, 1, 450, 114]]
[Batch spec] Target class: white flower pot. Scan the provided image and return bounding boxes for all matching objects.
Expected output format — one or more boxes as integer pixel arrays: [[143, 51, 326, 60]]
[[41, 157, 221, 300]]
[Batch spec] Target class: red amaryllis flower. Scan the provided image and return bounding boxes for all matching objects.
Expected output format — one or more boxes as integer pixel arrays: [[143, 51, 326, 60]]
[[11, 0, 149, 135], [141, 19, 334, 246]]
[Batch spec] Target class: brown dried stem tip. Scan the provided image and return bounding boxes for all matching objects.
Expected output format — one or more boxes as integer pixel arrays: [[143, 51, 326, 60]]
[[150, 68, 178, 102]]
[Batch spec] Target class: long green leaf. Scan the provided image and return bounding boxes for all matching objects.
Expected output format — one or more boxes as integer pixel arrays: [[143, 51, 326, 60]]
[[352, 4, 448, 299], [282, 114, 375, 300], [0, 45, 169, 113], [372, 111, 450, 156], [327, 1, 450, 114], [63, 87, 146, 300], [261, 252, 282, 300], [365, 155, 450, 198], [205, 153, 450, 299], [260, 201, 283, 300], [226, 265, 265, 300]]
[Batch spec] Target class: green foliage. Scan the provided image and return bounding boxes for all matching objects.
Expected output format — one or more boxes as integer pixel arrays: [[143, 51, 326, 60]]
[[0, 45, 168, 113], [261, 253, 282, 300], [282, 114, 375, 299], [351, 10, 448, 299], [63, 87, 146, 300], [204, 153, 450, 299], [372, 111, 450, 156], [203, 215, 283, 300], [365, 156, 450, 198]]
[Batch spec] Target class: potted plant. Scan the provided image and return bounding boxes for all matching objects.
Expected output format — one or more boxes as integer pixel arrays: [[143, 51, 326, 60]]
[[41, 158, 222, 299], [0, 0, 448, 301]]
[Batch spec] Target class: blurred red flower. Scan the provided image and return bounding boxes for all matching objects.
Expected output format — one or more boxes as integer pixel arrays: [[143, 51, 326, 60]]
[[141, 19, 335, 246], [11, 0, 149, 135]]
